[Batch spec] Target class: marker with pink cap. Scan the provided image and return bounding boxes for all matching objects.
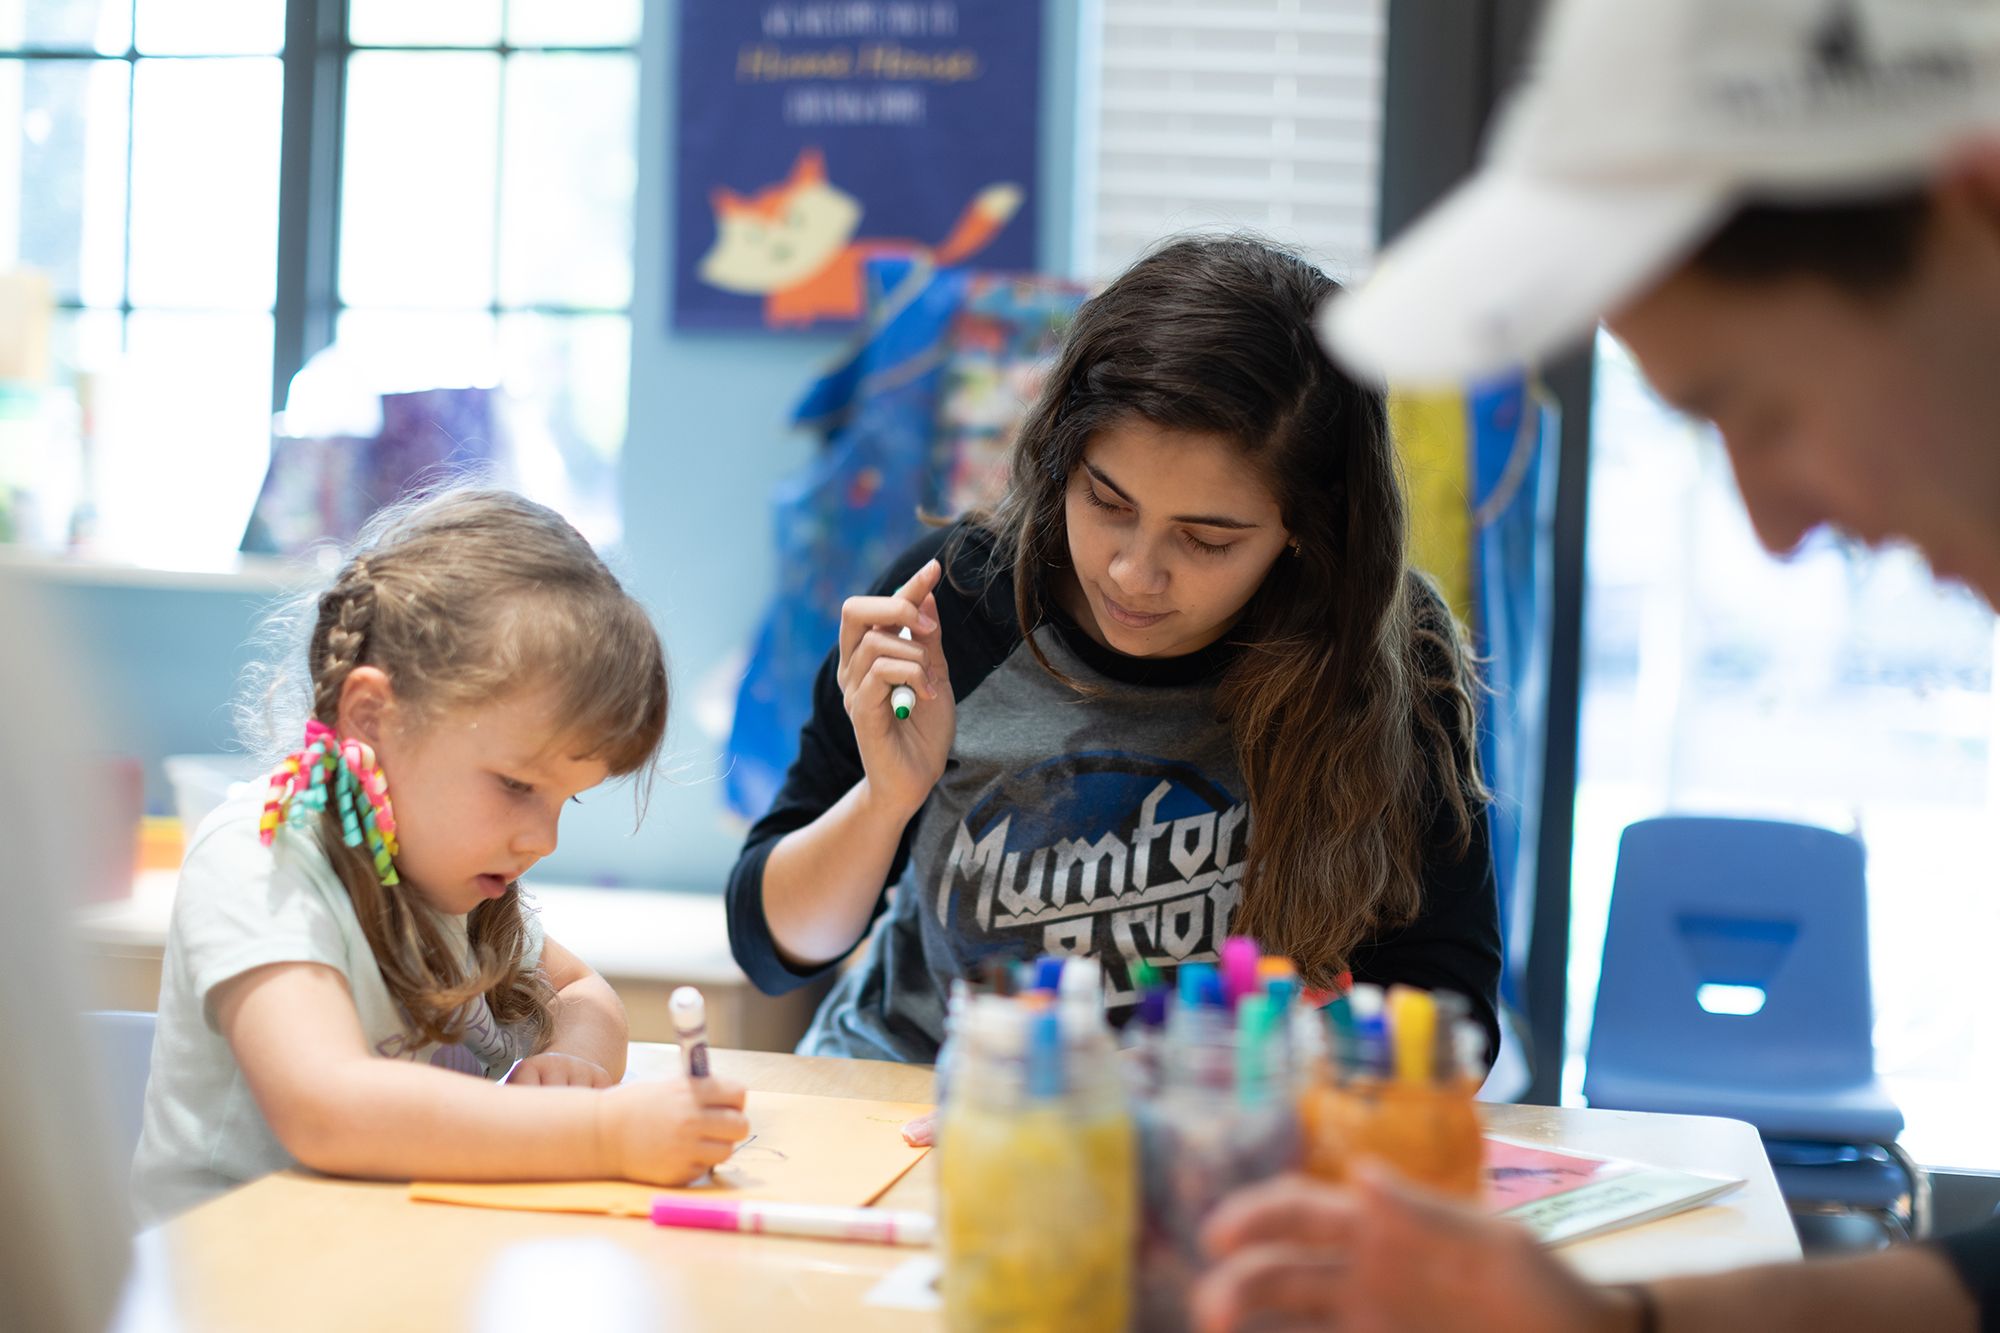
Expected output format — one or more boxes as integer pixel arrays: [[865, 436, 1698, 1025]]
[[1221, 935, 1261, 1011], [650, 1197, 934, 1247]]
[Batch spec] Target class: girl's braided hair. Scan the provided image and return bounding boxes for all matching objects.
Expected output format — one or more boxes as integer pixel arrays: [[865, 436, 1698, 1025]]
[[244, 487, 668, 1049]]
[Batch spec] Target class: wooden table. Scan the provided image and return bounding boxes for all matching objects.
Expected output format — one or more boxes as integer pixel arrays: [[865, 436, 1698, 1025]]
[[130, 1047, 1799, 1331]]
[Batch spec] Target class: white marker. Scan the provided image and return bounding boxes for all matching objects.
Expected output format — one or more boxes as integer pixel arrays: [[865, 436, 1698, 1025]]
[[890, 626, 918, 720], [669, 985, 709, 1080]]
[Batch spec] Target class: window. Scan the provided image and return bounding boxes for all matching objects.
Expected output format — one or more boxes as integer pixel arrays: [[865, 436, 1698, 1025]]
[[333, 1, 640, 545], [0, 0, 639, 567], [1086, 0, 1385, 283], [1571, 332, 2000, 1169], [1, 0, 283, 563]]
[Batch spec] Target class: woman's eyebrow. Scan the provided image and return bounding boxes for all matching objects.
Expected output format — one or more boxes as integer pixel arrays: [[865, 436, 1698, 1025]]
[[1083, 460, 1261, 530]]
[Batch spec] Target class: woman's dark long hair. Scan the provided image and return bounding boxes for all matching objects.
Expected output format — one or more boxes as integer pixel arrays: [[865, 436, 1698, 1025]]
[[973, 235, 1486, 988]]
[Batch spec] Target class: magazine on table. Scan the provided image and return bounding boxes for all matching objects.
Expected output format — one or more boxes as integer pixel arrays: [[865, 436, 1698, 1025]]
[[1485, 1137, 1744, 1246]]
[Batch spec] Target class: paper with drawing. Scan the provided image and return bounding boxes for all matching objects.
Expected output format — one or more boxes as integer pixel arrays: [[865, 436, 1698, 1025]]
[[408, 1091, 933, 1216]]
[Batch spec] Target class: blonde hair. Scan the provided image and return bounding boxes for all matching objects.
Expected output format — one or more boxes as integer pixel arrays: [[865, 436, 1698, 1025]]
[[240, 487, 669, 1051]]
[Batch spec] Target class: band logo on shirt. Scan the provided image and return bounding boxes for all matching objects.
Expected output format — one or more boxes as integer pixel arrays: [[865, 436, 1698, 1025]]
[[932, 752, 1247, 1004]]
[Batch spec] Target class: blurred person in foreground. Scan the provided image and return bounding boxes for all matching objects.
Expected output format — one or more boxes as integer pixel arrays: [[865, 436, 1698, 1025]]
[[0, 570, 131, 1331], [1196, 1, 2000, 1330]]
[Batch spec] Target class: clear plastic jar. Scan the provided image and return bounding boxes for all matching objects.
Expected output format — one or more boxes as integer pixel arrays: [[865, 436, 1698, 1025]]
[[937, 998, 1136, 1333], [1133, 1014, 1301, 1333]]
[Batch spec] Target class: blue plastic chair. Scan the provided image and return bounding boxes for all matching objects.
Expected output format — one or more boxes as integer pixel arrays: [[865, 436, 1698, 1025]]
[[1582, 816, 1927, 1239], [85, 1010, 156, 1178]]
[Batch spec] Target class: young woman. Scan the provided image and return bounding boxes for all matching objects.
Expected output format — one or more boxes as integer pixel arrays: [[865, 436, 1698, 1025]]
[[725, 236, 1502, 1066]]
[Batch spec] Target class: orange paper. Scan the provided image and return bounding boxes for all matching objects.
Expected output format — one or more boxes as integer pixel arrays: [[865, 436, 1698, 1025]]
[[408, 1090, 933, 1217]]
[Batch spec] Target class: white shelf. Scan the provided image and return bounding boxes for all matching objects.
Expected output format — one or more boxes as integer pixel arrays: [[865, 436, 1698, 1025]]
[[77, 870, 744, 986], [0, 545, 320, 594]]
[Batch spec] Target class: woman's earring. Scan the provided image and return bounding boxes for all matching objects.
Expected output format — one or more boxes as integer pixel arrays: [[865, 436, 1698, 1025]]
[[1288, 539, 1302, 559]]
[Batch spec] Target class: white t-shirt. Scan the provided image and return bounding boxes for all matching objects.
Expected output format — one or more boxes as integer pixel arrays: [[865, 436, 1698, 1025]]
[[130, 790, 546, 1224]]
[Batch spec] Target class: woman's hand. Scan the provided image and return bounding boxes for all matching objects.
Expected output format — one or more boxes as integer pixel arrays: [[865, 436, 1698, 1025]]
[[1193, 1166, 1638, 1333], [599, 1075, 751, 1186], [837, 558, 956, 820], [900, 1109, 937, 1147], [505, 1052, 615, 1088]]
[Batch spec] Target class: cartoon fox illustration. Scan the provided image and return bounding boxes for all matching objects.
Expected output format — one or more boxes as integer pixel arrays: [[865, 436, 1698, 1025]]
[[698, 147, 1024, 327]]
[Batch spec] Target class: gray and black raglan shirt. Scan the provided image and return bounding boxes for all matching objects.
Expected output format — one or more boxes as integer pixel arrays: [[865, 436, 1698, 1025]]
[[725, 523, 1503, 1065]]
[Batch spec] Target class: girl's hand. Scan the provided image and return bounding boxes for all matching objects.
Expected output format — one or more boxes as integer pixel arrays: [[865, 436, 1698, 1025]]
[[505, 1052, 614, 1088], [837, 558, 956, 820], [599, 1075, 751, 1186]]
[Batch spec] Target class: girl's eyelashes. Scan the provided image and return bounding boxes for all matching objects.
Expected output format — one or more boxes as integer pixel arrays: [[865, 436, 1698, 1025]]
[[499, 775, 585, 804]]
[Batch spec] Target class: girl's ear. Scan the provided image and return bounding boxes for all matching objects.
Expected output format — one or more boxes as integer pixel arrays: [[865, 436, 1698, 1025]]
[[335, 666, 395, 746]]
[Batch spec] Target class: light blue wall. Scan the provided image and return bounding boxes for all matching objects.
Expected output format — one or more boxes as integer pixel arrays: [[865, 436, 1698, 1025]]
[[37, 0, 1086, 893], [37, 580, 281, 794]]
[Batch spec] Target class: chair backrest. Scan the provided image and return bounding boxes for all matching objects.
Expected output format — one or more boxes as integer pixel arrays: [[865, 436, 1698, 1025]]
[[1584, 816, 1878, 1095], [85, 1010, 156, 1175]]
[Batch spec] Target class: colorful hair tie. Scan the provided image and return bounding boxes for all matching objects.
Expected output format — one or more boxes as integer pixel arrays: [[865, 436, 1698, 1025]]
[[259, 718, 401, 887]]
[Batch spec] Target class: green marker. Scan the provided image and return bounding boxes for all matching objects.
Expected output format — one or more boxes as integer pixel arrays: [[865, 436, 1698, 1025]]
[[891, 626, 916, 719], [1236, 994, 1276, 1106]]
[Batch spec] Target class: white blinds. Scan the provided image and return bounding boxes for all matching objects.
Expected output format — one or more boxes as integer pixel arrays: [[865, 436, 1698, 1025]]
[[1086, 0, 1387, 284]]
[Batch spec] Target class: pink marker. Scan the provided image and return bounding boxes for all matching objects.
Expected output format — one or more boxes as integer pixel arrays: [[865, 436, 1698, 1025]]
[[1221, 935, 1262, 1010], [650, 1198, 935, 1247]]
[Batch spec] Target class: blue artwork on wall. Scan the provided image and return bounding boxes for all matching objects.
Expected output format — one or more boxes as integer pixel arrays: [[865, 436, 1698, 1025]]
[[674, 0, 1042, 332]]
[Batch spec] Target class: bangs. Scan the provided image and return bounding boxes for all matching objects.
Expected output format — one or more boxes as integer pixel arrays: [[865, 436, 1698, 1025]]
[[493, 592, 669, 782]]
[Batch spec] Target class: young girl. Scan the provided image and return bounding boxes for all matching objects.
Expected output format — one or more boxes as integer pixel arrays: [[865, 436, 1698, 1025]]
[[725, 236, 1503, 1069], [131, 489, 748, 1222]]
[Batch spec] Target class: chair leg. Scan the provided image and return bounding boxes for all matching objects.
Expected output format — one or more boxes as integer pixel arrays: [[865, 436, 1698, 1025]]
[[1870, 1205, 1912, 1244], [1884, 1141, 1931, 1240], [1787, 1202, 1901, 1253]]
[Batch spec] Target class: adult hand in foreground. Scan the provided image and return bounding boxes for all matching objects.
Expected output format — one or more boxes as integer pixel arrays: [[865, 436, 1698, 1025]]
[[1193, 1166, 1637, 1333]]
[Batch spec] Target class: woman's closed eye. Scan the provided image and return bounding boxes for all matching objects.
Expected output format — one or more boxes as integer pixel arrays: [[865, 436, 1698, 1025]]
[[1082, 485, 1129, 515], [496, 774, 535, 797]]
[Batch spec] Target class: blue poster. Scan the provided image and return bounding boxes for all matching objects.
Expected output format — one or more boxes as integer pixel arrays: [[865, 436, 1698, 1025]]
[[674, 0, 1042, 332]]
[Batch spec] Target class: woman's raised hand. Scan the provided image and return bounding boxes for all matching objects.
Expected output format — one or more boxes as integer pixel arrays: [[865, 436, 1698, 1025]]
[[836, 557, 956, 820]]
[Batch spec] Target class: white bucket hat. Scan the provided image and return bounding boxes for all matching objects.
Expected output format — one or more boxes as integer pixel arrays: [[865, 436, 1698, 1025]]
[[1321, 0, 2000, 386]]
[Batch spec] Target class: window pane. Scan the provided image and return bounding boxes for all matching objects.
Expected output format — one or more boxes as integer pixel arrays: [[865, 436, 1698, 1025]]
[[498, 312, 624, 545], [51, 305, 119, 382], [498, 53, 635, 309], [46, 308, 119, 547], [135, 0, 280, 55], [0, 57, 127, 304], [128, 57, 281, 308], [96, 311, 271, 564], [348, 0, 500, 48], [340, 53, 499, 309], [330, 308, 499, 395], [326, 311, 621, 546], [0, 0, 131, 53], [498, 312, 626, 458], [506, 0, 639, 48]]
